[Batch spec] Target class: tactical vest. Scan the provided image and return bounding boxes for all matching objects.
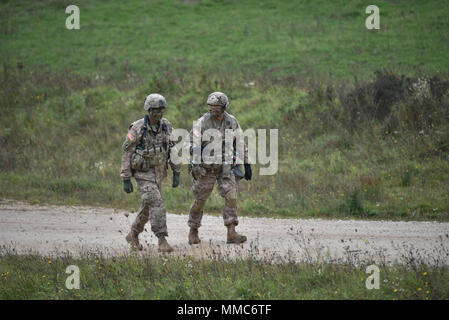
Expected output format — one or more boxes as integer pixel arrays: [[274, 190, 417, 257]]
[[131, 115, 170, 172], [200, 113, 237, 175]]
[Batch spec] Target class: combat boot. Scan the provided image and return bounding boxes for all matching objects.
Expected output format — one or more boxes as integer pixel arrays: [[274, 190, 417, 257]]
[[126, 231, 143, 251], [226, 223, 247, 244], [158, 236, 174, 253], [188, 227, 201, 245]]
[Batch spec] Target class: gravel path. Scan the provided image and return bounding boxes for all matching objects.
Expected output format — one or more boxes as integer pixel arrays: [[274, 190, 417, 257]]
[[1, 199, 448, 266]]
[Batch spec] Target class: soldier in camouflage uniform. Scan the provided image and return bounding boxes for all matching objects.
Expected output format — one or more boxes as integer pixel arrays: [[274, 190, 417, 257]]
[[187, 92, 252, 245], [121, 93, 181, 252]]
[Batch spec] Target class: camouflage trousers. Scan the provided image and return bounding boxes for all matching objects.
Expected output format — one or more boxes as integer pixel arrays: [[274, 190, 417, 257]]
[[188, 169, 238, 229], [131, 178, 168, 237]]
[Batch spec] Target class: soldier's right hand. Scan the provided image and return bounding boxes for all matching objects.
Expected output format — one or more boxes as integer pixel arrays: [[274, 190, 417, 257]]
[[123, 179, 133, 193]]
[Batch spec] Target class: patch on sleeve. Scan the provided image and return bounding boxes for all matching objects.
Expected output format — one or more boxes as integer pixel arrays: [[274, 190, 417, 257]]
[[127, 133, 135, 141]]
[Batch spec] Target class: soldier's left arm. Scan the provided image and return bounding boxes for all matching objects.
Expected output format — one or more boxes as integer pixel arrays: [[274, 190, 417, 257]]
[[233, 118, 249, 165], [166, 121, 182, 173]]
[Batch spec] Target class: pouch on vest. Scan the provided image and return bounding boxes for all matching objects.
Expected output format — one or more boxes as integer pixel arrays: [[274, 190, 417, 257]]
[[131, 148, 151, 172], [147, 144, 168, 166]]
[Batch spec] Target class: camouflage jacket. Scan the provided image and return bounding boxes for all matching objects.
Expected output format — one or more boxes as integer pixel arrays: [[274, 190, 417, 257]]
[[189, 111, 249, 169], [120, 117, 181, 185]]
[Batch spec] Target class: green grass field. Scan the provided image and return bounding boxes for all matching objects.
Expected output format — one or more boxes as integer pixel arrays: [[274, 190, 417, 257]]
[[1, 0, 449, 300], [1, 0, 448, 221], [2, 0, 449, 79]]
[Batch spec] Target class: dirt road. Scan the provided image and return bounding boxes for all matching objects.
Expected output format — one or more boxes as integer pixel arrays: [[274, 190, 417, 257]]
[[1, 199, 448, 265]]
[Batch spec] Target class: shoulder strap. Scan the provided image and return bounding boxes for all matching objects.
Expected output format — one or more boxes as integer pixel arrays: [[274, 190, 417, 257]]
[[137, 115, 149, 150], [161, 120, 168, 151], [223, 112, 233, 129]]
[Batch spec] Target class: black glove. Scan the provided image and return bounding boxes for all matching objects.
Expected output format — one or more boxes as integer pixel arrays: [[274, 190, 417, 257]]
[[172, 171, 180, 188], [123, 179, 133, 193], [232, 165, 245, 180], [244, 164, 252, 181]]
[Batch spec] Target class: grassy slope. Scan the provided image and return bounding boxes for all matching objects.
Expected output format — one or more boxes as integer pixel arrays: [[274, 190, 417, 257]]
[[0, 0, 448, 221]]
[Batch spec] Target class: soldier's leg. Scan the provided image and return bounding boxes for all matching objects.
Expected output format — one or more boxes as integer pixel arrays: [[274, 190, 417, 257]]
[[131, 195, 150, 235], [188, 174, 216, 229], [217, 174, 239, 226], [187, 174, 216, 244], [126, 179, 154, 250], [136, 178, 174, 252], [129, 180, 165, 236], [217, 174, 246, 244], [135, 179, 168, 237]]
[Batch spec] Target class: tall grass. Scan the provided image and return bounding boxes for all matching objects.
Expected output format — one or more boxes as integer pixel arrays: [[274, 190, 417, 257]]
[[1, 245, 448, 300]]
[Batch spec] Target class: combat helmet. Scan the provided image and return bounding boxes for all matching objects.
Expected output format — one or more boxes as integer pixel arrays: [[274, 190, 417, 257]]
[[144, 93, 166, 110], [207, 92, 229, 108]]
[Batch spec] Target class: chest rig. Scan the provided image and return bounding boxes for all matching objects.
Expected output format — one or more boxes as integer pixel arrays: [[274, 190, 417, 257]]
[[131, 115, 169, 172], [200, 113, 236, 175]]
